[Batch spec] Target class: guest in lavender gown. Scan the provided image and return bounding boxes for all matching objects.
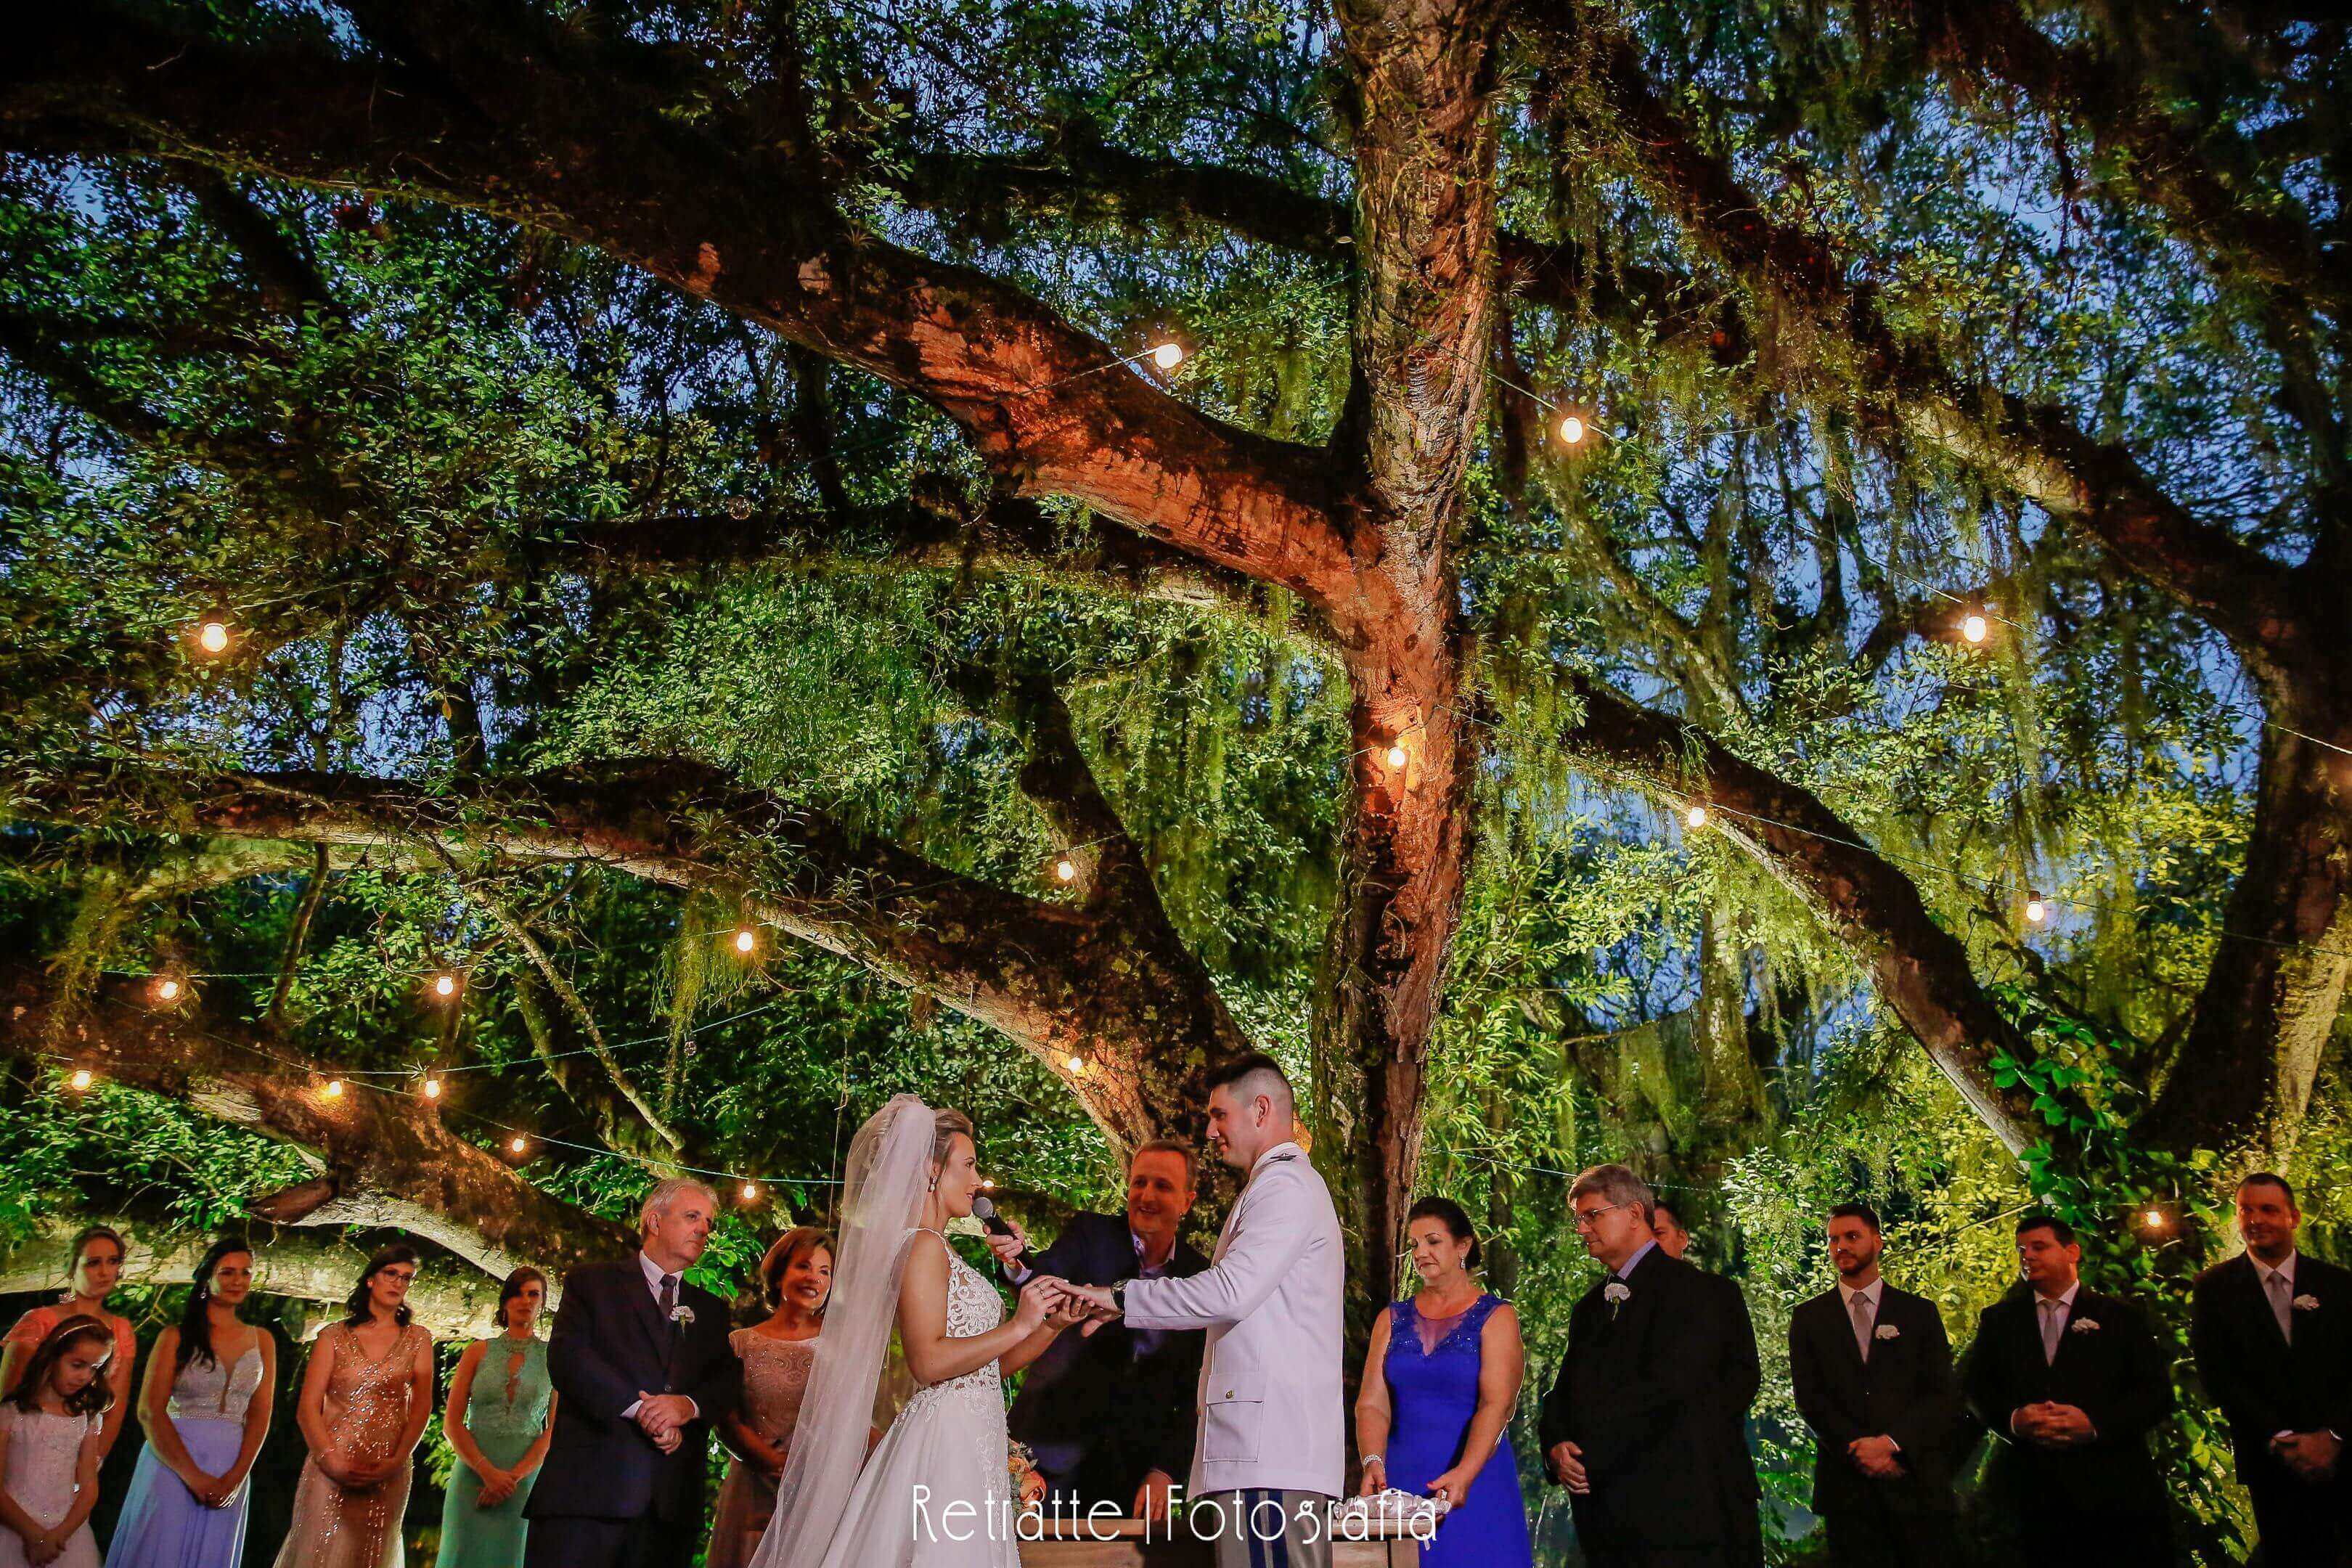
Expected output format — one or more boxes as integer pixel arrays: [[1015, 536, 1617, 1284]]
[[1353, 1198, 1532, 1567], [105, 1238, 276, 1568]]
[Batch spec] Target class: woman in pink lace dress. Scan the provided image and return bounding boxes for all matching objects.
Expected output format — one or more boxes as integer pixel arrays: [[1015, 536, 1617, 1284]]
[[705, 1228, 830, 1568], [272, 1246, 436, 1568]]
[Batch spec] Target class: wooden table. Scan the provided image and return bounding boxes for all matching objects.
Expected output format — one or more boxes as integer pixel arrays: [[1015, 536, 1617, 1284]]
[[1017, 1514, 1420, 1565]]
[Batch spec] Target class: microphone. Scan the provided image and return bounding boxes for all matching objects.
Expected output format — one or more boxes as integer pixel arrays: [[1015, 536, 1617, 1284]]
[[970, 1195, 1033, 1273]]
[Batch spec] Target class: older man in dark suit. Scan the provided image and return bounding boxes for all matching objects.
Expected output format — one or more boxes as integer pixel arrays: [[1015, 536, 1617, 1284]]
[[1961, 1214, 2172, 1567], [1789, 1203, 1969, 1567], [984, 1138, 1210, 1521], [1539, 1164, 1762, 1567], [2191, 1172, 2351, 1566], [526, 1177, 743, 1568]]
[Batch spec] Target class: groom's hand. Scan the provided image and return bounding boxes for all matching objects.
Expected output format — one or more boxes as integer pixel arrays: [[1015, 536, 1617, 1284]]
[[1063, 1283, 1119, 1319]]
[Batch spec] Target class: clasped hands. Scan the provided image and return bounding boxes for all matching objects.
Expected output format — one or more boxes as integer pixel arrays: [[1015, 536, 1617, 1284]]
[[2011, 1401, 2097, 1447], [634, 1391, 699, 1453]]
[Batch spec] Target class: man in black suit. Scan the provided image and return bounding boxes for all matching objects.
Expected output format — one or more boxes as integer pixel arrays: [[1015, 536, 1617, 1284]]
[[2190, 1171, 2351, 1565], [1788, 1203, 1968, 1567], [1961, 1214, 2173, 1566], [1538, 1164, 1762, 1567], [1651, 1196, 1691, 1260], [526, 1177, 743, 1568], [983, 1138, 1210, 1521]]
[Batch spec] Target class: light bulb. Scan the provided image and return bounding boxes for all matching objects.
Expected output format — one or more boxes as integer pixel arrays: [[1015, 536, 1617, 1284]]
[[509, 1135, 528, 1155], [741, 1182, 760, 1202], [433, 973, 457, 998], [1385, 743, 1409, 770], [980, 1177, 996, 1191], [155, 977, 181, 1003], [422, 1077, 443, 1101], [68, 1069, 93, 1092], [727, 495, 754, 521], [734, 927, 756, 955], [1055, 857, 1078, 883], [2144, 1209, 2165, 1226], [1559, 414, 1587, 446], [1066, 1053, 1087, 1074], [1961, 613, 1988, 645], [1685, 804, 1708, 830], [2025, 894, 2048, 925], [1150, 342, 1184, 370], [323, 1078, 345, 1100], [196, 620, 230, 654]]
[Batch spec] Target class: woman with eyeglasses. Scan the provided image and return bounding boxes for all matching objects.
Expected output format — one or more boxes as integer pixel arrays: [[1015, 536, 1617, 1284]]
[[1352, 1197, 1532, 1566]]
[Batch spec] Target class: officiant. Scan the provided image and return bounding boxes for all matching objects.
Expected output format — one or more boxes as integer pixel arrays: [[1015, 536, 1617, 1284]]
[[984, 1138, 1211, 1521]]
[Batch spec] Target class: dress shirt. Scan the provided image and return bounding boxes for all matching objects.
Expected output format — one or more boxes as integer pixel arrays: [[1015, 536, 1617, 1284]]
[[2033, 1280, 2081, 1366], [619, 1250, 696, 1423], [1842, 1278, 1883, 1360], [1615, 1238, 1657, 1281]]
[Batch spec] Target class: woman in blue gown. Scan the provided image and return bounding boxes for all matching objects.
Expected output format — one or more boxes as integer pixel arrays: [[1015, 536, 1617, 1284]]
[[1353, 1197, 1534, 1567]]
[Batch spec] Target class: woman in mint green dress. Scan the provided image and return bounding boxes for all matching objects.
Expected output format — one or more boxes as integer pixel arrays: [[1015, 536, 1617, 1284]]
[[437, 1269, 557, 1568]]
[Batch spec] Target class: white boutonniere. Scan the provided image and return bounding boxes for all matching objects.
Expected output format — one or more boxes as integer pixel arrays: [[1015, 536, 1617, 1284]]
[[1603, 1281, 1631, 1318], [1874, 1323, 1900, 1342], [669, 1303, 695, 1328], [2293, 1294, 2321, 1311], [2068, 1317, 2099, 1334]]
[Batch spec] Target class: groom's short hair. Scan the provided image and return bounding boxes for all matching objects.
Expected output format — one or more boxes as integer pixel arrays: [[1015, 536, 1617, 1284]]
[[1206, 1052, 1294, 1112], [1569, 1163, 1654, 1225]]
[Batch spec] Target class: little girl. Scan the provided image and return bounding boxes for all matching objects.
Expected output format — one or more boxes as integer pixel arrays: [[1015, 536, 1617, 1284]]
[[0, 1314, 112, 1568]]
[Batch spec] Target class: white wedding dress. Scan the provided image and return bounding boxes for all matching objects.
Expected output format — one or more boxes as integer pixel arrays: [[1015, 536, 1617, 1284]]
[[807, 1228, 1018, 1568]]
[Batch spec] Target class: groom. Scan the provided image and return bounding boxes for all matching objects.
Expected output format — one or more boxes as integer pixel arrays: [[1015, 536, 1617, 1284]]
[[1063, 1053, 1345, 1568]]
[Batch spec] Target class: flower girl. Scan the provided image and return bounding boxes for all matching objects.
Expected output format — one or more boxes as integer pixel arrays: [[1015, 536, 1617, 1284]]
[[0, 1315, 113, 1568]]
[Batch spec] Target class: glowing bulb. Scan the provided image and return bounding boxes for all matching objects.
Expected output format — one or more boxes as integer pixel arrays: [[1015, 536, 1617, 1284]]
[[509, 1135, 528, 1155], [196, 620, 230, 654], [727, 495, 754, 521], [1559, 414, 1587, 446], [1385, 743, 1409, 770], [1150, 342, 1184, 371], [422, 1077, 443, 1101], [2025, 894, 2048, 926], [1066, 1053, 1087, 1074], [1685, 804, 1709, 830], [2144, 1209, 2165, 1226], [741, 1182, 760, 1202], [155, 977, 181, 1003], [980, 1177, 996, 1191], [433, 973, 457, 998], [734, 927, 757, 955], [1961, 613, 1988, 645], [1054, 856, 1078, 883], [322, 1078, 345, 1100], [68, 1069, 94, 1092]]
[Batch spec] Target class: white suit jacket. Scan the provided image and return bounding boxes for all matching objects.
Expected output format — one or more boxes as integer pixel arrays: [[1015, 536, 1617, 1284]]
[[1122, 1140, 1344, 1499]]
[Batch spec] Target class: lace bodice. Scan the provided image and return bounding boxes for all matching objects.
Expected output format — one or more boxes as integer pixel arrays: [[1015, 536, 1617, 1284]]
[[465, 1334, 552, 1445], [730, 1328, 816, 1445], [167, 1343, 266, 1421], [902, 1228, 1004, 1411]]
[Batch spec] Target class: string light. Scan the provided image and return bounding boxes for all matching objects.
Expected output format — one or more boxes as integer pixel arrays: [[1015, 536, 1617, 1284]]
[[733, 927, 757, 955], [1066, 1053, 1088, 1075], [727, 495, 754, 521], [1053, 855, 1079, 883], [2025, 893, 2049, 926], [68, 1069, 94, 1093], [1961, 613, 1989, 645], [152, 976, 182, 1004], [1558, 413, 1588, 446], [1150, 342, 1184, 371], [1385, 742, 1410, 770], [1685, 804, 1709, 830], [421, 1075, 443, 1101], [2144, 1208, 2166, 1227], [508, 1135, 530, 1156], [979, 1177, 996, 1191], [740, 1181, 761, 1202], [322, 1078, 345, 1101], [431, 973, 457, 999], [194, 619, 232, 655]]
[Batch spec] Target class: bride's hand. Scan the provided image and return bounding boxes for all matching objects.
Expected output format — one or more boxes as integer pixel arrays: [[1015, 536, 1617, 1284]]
[[1013, 1277, 1064, 1333], [1043, 1287, 1096, 1331]]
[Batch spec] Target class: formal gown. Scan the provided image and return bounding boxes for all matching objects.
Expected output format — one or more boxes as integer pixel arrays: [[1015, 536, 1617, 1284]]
[[1381, 1294, 1533, 1568], [105, 1344, 266, 1568], [0, 1405, 101, 1568], [793, 1229, 1018, 1568], [271, 1323, 430, 1568], [704, 1331, 816, 1568], [438, 1336, 553, 1568]]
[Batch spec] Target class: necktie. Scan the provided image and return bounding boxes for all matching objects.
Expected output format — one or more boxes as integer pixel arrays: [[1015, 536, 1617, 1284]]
[[659, 1273, 683, 1386], [1850, 1290, 1874, 1362], [660, 1272, 679, 1326], [2040, 1297, 2064, 1364], [2267, 1270, 2294, 1344]]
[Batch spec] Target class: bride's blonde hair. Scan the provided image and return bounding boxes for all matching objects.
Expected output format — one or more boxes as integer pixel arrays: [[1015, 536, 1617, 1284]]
[[930, 1108, 976, 1169]]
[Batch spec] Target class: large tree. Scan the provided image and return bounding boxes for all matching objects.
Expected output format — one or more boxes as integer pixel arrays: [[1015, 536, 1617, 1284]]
[[0, 0, 2344, 1314]]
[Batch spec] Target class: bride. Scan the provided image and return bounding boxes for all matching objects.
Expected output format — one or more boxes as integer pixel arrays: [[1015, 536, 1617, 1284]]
[[752, 1096, 1087, 1567]]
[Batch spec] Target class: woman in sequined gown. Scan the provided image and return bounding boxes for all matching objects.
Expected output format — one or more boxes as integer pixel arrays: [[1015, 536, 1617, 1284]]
[[107, 1238, 277, 1568], [272, 1246, 436, 1568], [438, 1268, 557, 1568], [705, 1230, 829, 1568]]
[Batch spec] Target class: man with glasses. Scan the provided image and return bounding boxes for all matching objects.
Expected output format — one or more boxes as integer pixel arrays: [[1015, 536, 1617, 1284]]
[[1537, 1164, 1762, 1566]]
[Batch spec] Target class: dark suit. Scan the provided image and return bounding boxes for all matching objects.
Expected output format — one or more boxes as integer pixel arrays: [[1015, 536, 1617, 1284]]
[[525, 1256, 742, 1568], [1007, 1211, 1209, 1508], [1788, 1281, 1967, 1567], [1961, 1283, 2172, 1566], [2190, 1251, 2352, 1565], [1538, 1245, 1763, 1567]]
